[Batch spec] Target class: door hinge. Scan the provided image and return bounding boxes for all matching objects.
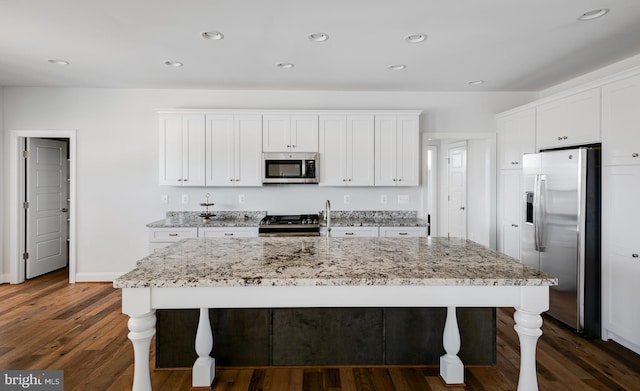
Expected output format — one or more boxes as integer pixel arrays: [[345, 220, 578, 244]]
[[23, 201, 30, 209], [23, 252, 29, 261], [23, 150, 30, 158]]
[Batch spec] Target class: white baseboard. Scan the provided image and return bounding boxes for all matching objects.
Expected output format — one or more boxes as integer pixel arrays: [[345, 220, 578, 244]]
[[0, 274, 10, 284], [604, 330, 640, 356], [74, 272, 124, 283]]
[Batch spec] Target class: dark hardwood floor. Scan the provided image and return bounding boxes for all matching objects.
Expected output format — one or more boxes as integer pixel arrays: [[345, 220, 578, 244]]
[[1, 268, 639, 390]]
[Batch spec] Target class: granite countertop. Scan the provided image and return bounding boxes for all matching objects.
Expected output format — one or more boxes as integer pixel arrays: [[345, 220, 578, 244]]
[[114, 237, 557, 289], [319, 210, 428, 227], [147, 211, 265, 228]]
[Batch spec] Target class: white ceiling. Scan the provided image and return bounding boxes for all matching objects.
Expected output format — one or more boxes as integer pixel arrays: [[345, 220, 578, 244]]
[[2, 0, 640, 91]]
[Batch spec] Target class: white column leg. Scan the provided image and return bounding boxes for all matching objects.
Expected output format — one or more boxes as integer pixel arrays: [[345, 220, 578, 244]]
[[514, 307, 543, 391], [127, 311, 156, 391], [192, 308, 215, 387], [439, 306, 464, 385]]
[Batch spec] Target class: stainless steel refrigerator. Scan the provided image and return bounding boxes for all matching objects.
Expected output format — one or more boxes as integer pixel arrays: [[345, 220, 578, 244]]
[[521, 147, 600, 336]]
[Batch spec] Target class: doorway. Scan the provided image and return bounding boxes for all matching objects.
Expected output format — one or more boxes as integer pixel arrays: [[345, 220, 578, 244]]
[[8, 130, 77, 284]]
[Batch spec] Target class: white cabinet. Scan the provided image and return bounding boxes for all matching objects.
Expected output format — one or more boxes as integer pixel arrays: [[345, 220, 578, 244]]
[[148, 227, 198, 252], [374, 115, 420, 186], [497, 171, 522, 260], [602, 165, 640, 350], [319, 115, 375, 186], [379, 227, 427, 237], [159, 114, 206, 186], [536, 88, 601, 150], [497, 108, 536, 170], [198, 227, 258, 238], [206, 114, 262, 186], [602, 74, 640, 166], [262, 114, 319, 152], [321, 226, 379, 237]]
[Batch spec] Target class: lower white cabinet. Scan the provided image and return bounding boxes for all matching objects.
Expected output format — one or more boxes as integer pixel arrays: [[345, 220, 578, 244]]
[[321, 227, 379, 237], [497, 171, 522, 260], [148, 228, 198, 252], [379, 227, 427, 237], [602, 165, 640, 352], [199, 227, 259, 238]]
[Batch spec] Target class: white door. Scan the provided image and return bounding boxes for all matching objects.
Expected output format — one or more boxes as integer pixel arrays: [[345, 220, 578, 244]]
[[447, 142, 467, 240], [25, 138, 69, 279]]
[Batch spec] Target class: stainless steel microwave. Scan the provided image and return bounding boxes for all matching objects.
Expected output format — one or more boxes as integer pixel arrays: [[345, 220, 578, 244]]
[[262, 152, 319, 184]]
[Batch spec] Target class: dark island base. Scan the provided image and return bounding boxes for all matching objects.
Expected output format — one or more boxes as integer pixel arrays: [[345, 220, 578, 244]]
[[156, 307, 495, 368]]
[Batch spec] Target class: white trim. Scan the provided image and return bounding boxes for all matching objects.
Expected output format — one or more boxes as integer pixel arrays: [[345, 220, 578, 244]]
[[8, 130, 77, 284], [0, 274, 10, 284], [75, 272, 123, 283]]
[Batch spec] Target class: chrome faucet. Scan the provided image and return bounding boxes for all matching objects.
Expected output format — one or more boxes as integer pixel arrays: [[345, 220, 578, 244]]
[[325, 199, 331, 237]]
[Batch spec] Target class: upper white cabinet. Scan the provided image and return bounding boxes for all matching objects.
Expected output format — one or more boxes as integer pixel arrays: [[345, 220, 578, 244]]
[[206, 114, 262, 186], [497, 108, 536, 170], [159, 114, 206, 186], [536, 88, 601, 150], [602, 74, 640, 166], [374, 115, 420, 186], [262, 114, 319, 152], [319, 115, 375, 186]]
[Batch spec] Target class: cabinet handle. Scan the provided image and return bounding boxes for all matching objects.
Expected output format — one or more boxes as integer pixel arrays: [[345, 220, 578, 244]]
[[557, 136, 563, 141], [292, 145, 296, 148], [287, 145, 290, 148], [563, 136, 568, 140], [224, 233, 234, 236], [398, 178, 402, 182], [169, 233, 179, 237], [633, 153, 639, 158], [345, 232, 355, 236], [393, 179, 397, 181], [235, 179, 240, 182], [183, 178, 188, 182], [512, 224, 519, 227], [348, 178, 352, 181], [633, 254, 639, 258], [177, 179, 183, 182], [460, 207, 465, 210], [230, 179, 234, 182], [342, 178, 347, 182], [398, 232, 408, 236]]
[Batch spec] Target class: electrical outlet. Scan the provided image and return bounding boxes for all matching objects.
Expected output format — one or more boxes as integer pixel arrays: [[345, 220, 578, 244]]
[[161, 194, 169, 204], [343, 195, 350, 204], [380, 194, 387, 204], [238, 194, 245, 204], [398, 195, 409, 204], [181, 194, 189, 204]]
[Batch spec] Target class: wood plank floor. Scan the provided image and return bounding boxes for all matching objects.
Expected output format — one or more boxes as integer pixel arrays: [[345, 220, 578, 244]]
[[1, 268, 639, 390]]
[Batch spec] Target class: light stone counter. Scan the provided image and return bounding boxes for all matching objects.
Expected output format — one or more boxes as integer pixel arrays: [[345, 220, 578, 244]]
[[146, 211, 265, 228], [114, 237, 555, 289]]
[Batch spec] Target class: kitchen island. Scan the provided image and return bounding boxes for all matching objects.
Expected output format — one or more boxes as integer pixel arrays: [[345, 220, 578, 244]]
[[114, 236, 556, 391]]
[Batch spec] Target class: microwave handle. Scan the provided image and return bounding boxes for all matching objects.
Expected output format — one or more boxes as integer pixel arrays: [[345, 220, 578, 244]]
[[301, 160, 307, 177]]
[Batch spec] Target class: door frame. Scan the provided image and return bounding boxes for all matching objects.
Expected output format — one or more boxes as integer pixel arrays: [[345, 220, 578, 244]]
[[8, 130, 77, 284]]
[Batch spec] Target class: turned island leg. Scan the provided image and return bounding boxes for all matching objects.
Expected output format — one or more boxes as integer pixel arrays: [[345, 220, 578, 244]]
[[514, 307, 543, 391], [127, 311, 156, 391], [440, 306, 464, 385], [192, 308, 215, 387]]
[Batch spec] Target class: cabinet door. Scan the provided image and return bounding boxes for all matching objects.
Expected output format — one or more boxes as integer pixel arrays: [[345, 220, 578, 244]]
[[536, 88, 601, 150], [199, 227, 258, 238], [159, 114, 184, 185], [182, 115, 206, 186], [235, 115, 263, 186], [602, 165, 640, 346], [206, 114, 236, 186], [602, 74, 640, 166], [497, 108, 536, 170], [379, 227, 427, 237], [319, 115, 348, 186], [262, 115, 291, 152], [374, 115, 398, 186], [290, 115, 319, 152], [499, 171, 522, 259], [396, 115, 419, 186], [347, 115, 375, 186], [322, 227, 379, 237]]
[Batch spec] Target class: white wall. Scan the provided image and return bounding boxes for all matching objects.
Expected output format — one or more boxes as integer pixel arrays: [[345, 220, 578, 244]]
[[1, 88, 535, 281]]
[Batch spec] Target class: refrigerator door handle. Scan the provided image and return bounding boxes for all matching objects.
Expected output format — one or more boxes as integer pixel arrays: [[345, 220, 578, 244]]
[[536, 174, 546, 252]]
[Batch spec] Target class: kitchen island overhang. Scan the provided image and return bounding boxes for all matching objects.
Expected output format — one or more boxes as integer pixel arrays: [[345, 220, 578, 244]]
[[114, 237, 557, 391]]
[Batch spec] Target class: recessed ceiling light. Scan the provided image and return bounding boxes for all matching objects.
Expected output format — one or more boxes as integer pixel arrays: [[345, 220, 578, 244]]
[[164, 60, 184, 67], [405, 33, 427, 43], [276, 63, 294, 69], [577, 8, 609, 21], [388, 64, 406, 71], [468, 80, 485, 86], [48, 59, 69, 65], [201, 31, 224, 40], [308, 33, 329, 42]]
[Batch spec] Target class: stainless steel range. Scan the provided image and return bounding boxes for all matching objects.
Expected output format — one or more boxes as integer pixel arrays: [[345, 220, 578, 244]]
[[258, 214, 320, 237]]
